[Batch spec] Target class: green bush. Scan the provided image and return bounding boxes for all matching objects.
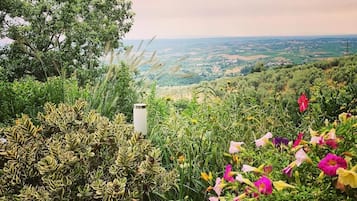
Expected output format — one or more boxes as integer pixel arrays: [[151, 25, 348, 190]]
[[0, 77, 88, 125], [0, 100, 175, 200]]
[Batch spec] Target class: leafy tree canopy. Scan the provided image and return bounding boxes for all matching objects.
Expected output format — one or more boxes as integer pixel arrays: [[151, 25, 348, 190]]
[[0, 0, 134, 81]]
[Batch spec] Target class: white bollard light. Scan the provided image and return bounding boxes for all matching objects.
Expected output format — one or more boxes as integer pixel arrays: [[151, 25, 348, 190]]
[[133, 103, 147, 135]]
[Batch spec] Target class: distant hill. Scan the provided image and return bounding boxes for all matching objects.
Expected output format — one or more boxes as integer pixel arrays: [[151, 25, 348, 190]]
[[125, 35, 357, 86], [157, 54, 357, 109]]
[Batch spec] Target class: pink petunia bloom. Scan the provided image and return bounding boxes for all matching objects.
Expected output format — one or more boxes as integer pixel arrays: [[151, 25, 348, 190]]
[[318, 153, 347, 176], [255, 132, 273, 147], [223, 164, 235, 182], [282, 162, 296, 177], [229, 141, 244, 154], [209, 197, 219, 201], [295, 148, 309, 166], [242, 164, 261, 173], [235, 174, 244, 183], [292, 132, 304, 148], [298, 93, 309, 112], [213, 177, 223, 196], [310, 136, 324, 145], [254, 176, 273, 195]]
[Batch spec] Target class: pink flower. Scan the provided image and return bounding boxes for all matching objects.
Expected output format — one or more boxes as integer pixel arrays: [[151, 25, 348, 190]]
[[209, 197, 219, 201], [298, 93, 309, 112], [255, 132, 273, 147], [229, 141, 244, 154], [295, 148, 309, 166], [318, 153, 347, 176], [254, 176, 273, 195], [235, 174, 244, 183], [223, 164, 235, 182], [242, 164, 261, 173], [263, 165, 273, 174], [292, 132, 304, 148], [325, 128, 338, 149], [282, 162, 295, 177], [213, 177, 223, 196], [310, 136, 324, 145]]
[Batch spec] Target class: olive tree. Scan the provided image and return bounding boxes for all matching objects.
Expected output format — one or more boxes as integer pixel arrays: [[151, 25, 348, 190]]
[[0, 0, 134, 81]]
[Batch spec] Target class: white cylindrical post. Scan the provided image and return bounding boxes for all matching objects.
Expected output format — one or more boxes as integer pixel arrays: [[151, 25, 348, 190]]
[[133, 103, 147, 135]]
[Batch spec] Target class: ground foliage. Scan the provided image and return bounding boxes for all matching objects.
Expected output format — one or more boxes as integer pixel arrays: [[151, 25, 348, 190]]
[[146, 55, 357, 200], [0, 100, 175, 200]]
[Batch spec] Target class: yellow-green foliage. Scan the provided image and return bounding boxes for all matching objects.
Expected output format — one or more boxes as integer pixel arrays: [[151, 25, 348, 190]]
[[0, 100, 175, 200]]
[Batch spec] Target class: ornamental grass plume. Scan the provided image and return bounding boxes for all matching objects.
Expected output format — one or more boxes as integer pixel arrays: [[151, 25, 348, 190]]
[[318, 153, 347, 176]]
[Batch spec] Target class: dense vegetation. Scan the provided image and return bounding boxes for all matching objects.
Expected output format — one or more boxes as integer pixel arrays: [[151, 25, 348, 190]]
[[146, 55, 357, 200], [0, 51, 357, 200], [0, 2, 356, 199]]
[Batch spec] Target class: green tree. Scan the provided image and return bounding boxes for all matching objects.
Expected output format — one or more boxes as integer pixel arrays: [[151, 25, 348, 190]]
[[0, 0, 134, 81]]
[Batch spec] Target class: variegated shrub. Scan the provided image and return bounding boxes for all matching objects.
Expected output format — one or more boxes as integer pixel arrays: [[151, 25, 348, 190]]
[[0, 100, 175, 201]]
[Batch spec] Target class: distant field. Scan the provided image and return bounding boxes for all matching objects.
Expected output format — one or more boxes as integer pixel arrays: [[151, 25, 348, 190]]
[[124, 35, 357, 86]]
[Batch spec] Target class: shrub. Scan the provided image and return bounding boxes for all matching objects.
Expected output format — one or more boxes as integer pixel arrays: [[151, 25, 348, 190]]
[[0, 100, 175, 200], [0, 76, 87, 125]]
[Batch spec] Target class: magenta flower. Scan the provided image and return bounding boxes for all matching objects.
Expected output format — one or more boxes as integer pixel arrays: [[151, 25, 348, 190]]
[[318, 153, 347, 176], [298, 93, 309, 112], [292, 132, 304, 148], [223, 164, 235, 182], [254, 176, 273, 195], [229, 141, 244, 154]]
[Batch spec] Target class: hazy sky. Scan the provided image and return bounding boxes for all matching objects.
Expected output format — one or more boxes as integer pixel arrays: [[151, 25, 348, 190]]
[[125, 0, 357, 39]]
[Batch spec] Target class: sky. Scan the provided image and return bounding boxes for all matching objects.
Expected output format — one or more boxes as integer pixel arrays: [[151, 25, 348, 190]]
[[125, 0, 357, 39]]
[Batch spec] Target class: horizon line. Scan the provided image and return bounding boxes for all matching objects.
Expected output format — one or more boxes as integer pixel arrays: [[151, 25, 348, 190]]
[[124, 33, 357, 41]]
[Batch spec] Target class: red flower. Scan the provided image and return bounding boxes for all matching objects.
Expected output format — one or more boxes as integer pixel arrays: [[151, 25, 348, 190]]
[[298, 93, 309, 112], [325, 139, 338, 149], [292, 132, 304, 148]]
